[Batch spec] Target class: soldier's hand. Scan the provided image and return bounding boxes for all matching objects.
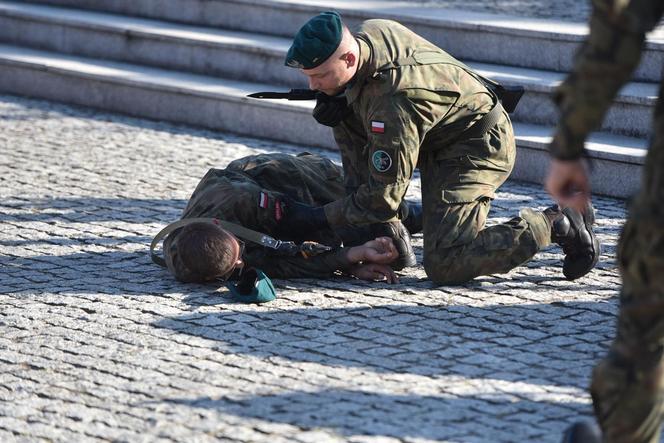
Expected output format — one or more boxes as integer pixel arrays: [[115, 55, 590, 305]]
[[362, 237, 399, 264], [345, 237, 398, 265], [280, 196, 329, 234], [312, 92, 352, 127], [545, 159, 591, 213], [350, 263, 399, 284]]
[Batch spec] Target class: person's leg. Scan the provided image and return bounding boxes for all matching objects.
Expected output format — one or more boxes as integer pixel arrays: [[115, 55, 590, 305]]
[[589, 203, 664, 443], [420, 118, 552, 284], [421, 189, 550, 285], [589, 88, 664, 443]]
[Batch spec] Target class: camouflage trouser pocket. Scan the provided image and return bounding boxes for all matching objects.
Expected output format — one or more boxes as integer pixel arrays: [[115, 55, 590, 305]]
[[430, 196, 492, 251], [441, 184, 495, 204]]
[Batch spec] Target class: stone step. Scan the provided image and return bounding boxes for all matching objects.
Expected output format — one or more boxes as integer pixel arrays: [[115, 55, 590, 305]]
[[0, 0, 303, 88], [18, 0, 664, 82], [479, 63, 655, 139], [0, 1, 657, 138], [0, 44, 644, 199]]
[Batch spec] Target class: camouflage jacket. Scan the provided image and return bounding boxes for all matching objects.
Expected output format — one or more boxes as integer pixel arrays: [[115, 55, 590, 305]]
[[551, 0, 663, 159], [324, 19, 497, 226], [170, 153, 354, 278]]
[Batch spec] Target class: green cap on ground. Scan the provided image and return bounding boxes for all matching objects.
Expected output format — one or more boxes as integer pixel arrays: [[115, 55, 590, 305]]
[[285, 11, 343, 69], [226, 268, 277, 304]]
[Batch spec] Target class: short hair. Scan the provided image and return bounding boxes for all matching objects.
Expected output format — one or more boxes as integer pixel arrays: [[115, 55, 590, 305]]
[[164, 222, 237, 283]]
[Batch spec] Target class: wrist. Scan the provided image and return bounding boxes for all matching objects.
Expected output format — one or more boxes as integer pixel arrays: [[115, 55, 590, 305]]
[[550, 132, 586, 161], [345, 246, 365, 263]]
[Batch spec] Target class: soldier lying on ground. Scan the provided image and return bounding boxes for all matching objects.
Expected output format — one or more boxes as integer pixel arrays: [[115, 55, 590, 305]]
[[266, 12, 600, 284], [153, 152, 423, 284]]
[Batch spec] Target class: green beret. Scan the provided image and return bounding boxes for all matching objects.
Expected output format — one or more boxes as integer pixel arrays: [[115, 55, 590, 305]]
[[285, 11, 343, 69], [226, 268, 277, 304]]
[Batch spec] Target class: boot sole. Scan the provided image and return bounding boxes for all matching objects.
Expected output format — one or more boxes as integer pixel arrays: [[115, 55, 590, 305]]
[[562, 204, 601, 280]]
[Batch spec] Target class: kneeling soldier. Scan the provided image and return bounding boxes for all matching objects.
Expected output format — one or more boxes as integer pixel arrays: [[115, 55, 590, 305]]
[[269, 12, 599, 283]]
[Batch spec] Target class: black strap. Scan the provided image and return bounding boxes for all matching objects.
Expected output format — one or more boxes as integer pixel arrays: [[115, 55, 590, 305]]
[[461, 102, 505, 139], [150, 217, 289, 268], [150, 218, 333, 268]]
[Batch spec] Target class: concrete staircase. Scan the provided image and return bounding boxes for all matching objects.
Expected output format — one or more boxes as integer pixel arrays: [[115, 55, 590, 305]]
[[1, 0, 659, 198]]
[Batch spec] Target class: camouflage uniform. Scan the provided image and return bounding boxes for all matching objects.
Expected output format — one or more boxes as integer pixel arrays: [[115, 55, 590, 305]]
[[165, 152, 355, 278], [323, 20, 551, 284], [551, 1, 664, 441]]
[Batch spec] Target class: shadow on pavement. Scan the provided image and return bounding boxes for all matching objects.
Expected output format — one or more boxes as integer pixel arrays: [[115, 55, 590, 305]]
[[0, 235, 152, 248], [152, 301, 613, 385], [160, 387, 581, 441], [1, 250, 180, 296], [0, 197, 186, 224]]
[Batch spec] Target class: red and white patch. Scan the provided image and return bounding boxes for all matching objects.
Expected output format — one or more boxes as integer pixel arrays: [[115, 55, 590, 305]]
[[259, 192, 269, 208], [275, 200, 283, 221], [370, 121, 385, 134]]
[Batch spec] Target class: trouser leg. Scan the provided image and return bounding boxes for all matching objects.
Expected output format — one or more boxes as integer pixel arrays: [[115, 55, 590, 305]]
[[591, 90, 664, 443], [420, 116, 551, 285], [421, 194, 550, 285], [591, 207, 664, 443]]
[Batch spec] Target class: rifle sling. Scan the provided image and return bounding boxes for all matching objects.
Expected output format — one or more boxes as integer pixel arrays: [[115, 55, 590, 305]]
[[150, 217, 284, 268]]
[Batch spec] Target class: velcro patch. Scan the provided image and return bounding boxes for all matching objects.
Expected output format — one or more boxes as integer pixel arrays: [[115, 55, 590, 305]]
[[372, 150, 392, 173], [275, 200, 283, 221], [371, 121, 385, 134], [259, 192, 269, 208]]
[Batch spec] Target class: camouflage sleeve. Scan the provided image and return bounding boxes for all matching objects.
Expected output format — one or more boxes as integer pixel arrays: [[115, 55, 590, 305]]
[[242, 247, 353, 278], [333, 113, 370, 195], [325, 92, 444, 226], [551, 0, 663, 159]]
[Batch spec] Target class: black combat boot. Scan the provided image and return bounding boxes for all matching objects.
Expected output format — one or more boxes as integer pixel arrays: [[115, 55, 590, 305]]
[[561, 421, 601, 443], [544, 202, 600, 280], [371, 221, 417, 271], [401, 200, 423, 235]]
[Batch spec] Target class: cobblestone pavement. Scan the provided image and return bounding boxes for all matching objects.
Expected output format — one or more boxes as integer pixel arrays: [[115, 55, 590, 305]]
[[0, 94, 627, 442]]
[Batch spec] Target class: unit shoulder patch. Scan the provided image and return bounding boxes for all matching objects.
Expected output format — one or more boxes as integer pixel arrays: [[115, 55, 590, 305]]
[[371, 150, 392, 173]]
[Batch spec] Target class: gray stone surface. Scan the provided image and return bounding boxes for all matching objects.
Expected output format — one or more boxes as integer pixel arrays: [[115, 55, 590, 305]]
[[17, 0, 663, 83], [0, 94, 629, 442], [0, 44, 648, 198], [0, 3, 658, 137], [400, 0, 592, 22], [0, 1, 305, 88]]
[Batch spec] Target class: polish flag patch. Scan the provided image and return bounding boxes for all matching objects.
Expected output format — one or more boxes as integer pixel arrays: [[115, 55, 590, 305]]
[[259, 192, 269, 208], [371, 121, 385, 133]]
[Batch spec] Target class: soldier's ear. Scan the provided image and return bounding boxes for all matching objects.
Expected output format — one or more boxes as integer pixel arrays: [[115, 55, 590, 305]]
[[341, 52, 356, 67]]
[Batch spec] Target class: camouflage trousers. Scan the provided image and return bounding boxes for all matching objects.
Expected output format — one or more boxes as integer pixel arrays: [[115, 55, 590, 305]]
[[420, 111, 551, 284], [591, 97, 664, 443]]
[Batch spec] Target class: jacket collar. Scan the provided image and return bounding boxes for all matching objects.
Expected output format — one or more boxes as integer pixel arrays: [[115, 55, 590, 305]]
[[345, 37, 373, 105]]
